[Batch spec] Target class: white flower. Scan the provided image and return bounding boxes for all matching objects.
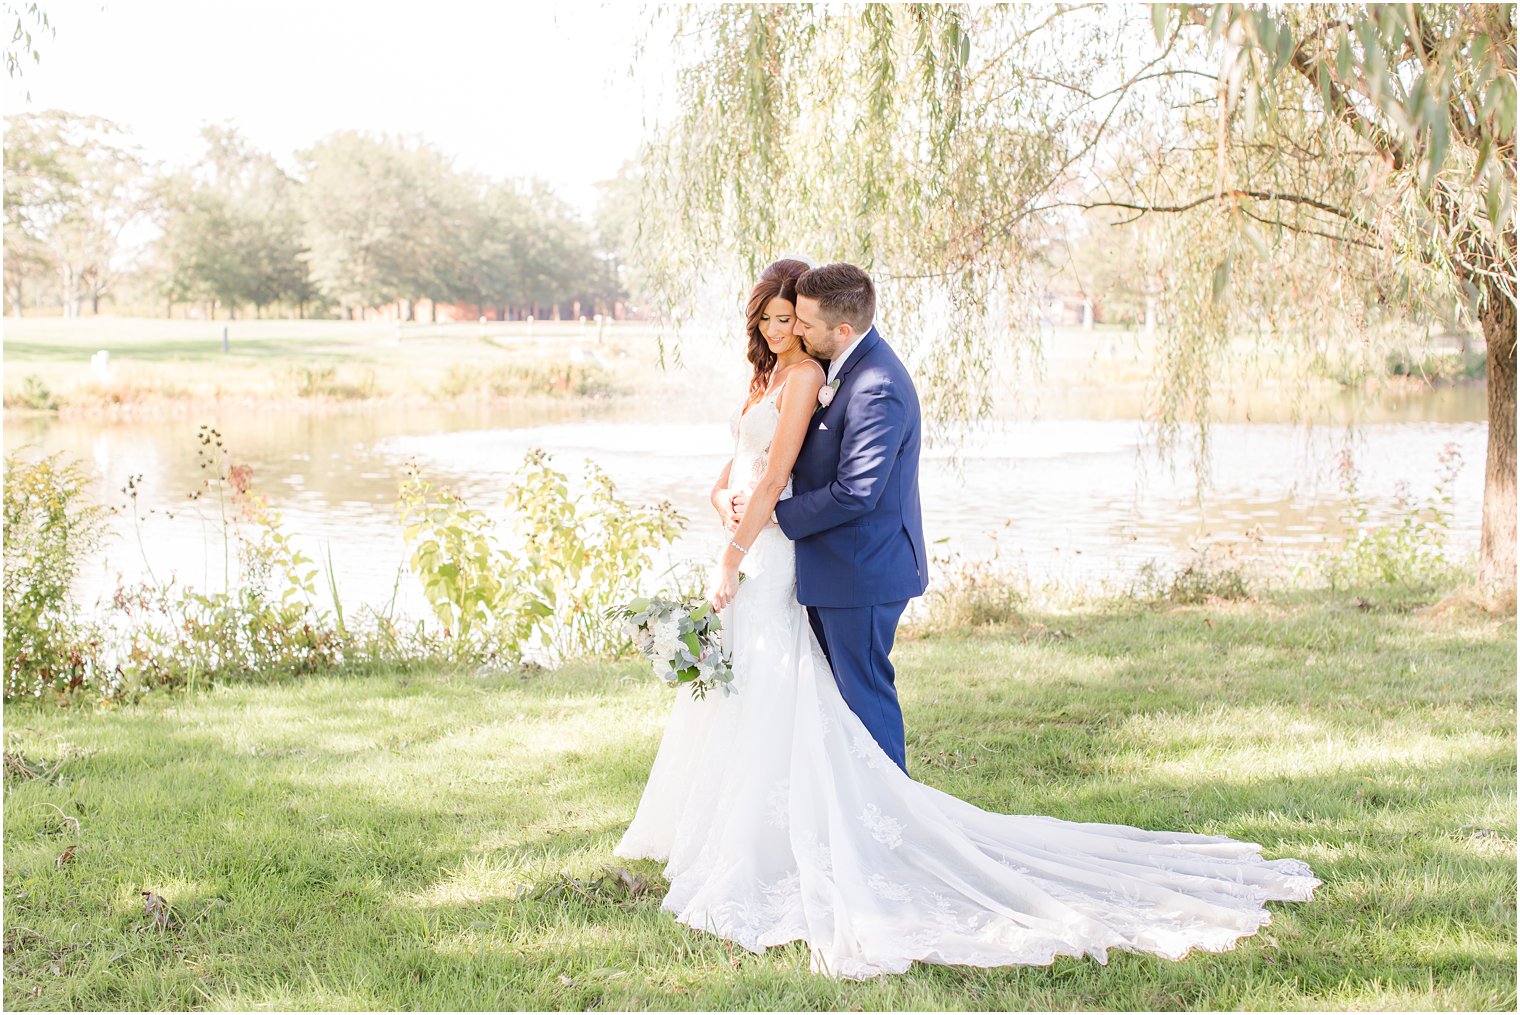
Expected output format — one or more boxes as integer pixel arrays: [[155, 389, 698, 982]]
[[650, 613, 680, 662], [817, 383, 836, 408]]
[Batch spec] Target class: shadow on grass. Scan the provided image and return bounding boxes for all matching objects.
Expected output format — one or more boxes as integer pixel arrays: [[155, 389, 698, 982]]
[[4, 600, 1514, 1010]]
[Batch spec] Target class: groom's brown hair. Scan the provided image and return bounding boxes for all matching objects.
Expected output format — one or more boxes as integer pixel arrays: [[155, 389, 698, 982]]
[[796, 263, 875, 334]]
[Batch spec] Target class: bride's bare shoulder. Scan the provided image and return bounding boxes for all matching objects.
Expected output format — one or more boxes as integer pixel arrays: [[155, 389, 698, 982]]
[[785, 359, 827, 384]]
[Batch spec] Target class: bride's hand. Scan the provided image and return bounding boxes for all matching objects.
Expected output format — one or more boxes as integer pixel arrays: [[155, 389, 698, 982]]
[[711, 487, 741, 532], [709, 563, 741, 613]]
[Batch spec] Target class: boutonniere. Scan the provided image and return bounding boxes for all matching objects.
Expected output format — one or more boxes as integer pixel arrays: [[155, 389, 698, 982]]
[[814, 379, 841, 414]]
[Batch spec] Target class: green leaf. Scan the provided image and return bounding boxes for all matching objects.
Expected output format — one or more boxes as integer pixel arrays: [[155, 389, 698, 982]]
[[1240, 216, 1269, 257], [1211, 258, 1231, 304], [1470, 34, 1492, 75], [1205, 3, 1229, 39], [1383, 8, 1406, 56], [1425, 112, 1449, 189], [1272, 23, 1295, 76], [1253, 9, 1275, 52]]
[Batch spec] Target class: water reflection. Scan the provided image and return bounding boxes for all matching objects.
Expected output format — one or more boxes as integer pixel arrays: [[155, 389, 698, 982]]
[[3, 384, 1489, 620]]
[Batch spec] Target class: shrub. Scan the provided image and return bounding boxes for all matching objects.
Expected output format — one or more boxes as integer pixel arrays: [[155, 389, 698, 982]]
[[920, 551, 1025, 631], [287, 363, 378, 399], [1314, 444, 1467, 593], [1384, 348, 1486, 384], [3, 450, 109, 699], [1128, 551, 1255, 605], [434, 363, 616, 400], [5, 375, 60, 411], [399, 449, 683, 666]]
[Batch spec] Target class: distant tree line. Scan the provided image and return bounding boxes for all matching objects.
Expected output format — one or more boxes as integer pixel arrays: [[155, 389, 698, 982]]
[[3, 111, 624, 321]]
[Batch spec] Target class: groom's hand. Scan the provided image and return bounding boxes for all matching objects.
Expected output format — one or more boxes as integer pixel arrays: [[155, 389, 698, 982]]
[[732, 493, 778, 528]]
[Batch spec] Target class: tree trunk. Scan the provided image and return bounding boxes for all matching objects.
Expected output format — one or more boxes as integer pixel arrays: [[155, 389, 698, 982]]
[[1478, 281, 1516, 595], [60, 265, 78, 317]]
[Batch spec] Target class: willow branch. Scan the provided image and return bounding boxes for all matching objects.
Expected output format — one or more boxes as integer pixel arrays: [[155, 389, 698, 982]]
[[1082, 188, 1373, 232], [1237, 206, 1379, 248]]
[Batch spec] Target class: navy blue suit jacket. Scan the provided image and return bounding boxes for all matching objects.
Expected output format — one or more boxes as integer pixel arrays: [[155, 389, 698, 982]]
[[774, 326, 929, 608]]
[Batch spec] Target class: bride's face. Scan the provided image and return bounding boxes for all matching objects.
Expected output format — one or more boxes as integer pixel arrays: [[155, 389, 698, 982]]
[[760, 296, 800, 357]]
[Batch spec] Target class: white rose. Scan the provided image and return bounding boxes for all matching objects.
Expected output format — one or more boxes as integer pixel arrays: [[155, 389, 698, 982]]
[[817, 384, 836, 408]]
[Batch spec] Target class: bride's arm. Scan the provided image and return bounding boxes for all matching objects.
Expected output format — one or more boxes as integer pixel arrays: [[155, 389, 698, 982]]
[[709, 361, 826, 610]]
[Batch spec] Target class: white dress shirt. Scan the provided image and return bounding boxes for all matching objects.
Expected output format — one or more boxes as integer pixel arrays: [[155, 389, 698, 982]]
[[826, 326, 871, 384]]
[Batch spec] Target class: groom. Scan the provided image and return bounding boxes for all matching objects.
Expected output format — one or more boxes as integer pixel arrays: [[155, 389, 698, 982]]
[[738, 262, 928, 774]]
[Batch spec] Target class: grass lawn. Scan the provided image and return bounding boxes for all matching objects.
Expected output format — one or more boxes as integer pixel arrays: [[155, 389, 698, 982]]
[[2, 318, 663, 410], [3, 592, 1514, 1010]]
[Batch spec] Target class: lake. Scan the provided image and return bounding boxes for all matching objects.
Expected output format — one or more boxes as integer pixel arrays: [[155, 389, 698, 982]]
[[4, 383, 1488, 623]]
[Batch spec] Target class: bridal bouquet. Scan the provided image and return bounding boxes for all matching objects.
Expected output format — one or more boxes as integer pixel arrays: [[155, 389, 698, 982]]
[[616, 594, 735, 699]]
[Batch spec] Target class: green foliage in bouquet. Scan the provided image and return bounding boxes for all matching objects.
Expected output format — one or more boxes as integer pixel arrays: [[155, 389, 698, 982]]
[[617, 593, 734, 699]]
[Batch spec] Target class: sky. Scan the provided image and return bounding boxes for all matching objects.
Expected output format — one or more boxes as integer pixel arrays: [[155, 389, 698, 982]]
[[2, 0, 677, 217]]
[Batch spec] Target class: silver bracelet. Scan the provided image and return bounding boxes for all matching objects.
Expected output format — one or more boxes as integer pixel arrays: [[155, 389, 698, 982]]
[[728, 540, 749, 555]]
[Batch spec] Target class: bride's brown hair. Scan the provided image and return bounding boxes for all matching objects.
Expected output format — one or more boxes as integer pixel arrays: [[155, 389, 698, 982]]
[[743, 258, 812, 410]]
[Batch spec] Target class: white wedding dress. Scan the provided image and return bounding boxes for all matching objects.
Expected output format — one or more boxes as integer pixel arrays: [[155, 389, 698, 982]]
[[613, 384, 1319, 980]]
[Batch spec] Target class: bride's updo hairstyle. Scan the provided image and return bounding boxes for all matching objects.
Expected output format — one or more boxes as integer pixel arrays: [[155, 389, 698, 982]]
[[743, 258, 811, 411]]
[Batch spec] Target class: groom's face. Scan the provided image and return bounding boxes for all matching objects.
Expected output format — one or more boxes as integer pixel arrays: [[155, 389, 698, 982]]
[[793, 296, 854, 361]]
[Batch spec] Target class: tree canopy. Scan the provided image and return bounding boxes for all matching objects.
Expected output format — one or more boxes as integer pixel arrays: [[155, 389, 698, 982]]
[[3, 117, 620, 322], [634, 2, 1516, 591]]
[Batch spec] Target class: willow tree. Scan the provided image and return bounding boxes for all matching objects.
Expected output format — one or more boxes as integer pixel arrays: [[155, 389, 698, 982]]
[[636, 3, 1516, 593]]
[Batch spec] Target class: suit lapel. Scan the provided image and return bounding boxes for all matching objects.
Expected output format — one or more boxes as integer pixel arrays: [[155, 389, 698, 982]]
[[808, 328, 880, 441], [835, 326, 880, 385]]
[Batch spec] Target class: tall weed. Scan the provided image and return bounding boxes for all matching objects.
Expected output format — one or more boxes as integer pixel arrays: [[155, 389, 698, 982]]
[[1313, 443, 1468, 593], [3, 451, 109, 698]]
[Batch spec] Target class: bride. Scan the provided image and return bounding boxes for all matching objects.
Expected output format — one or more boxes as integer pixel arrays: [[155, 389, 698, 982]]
[[613, 258, 1319, 980]]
